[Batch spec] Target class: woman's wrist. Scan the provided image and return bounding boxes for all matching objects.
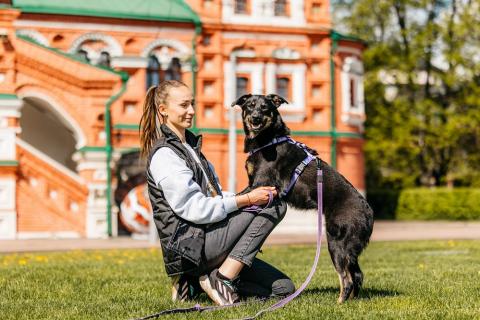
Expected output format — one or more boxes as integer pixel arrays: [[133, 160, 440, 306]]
[[246, 193, 252, 206], [235, 193, 251, 208]]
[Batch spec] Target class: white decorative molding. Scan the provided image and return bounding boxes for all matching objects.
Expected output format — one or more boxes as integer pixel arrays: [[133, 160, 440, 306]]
[[265, 63, 306, 112], [16, 138, 85, 184], [15, 20, 195, 36], [223, 32, 307, 42], [16, 231, 81, 239], [16, 29, 50, 46], [0, 179, 15, 210], [72, 151, 107, 172], [222, 0, 306, 27], [340, 56, 365, 129], [111, 56, 148, 68], [0, 131, 16, 159], [141, 39, 192, 71], [0, 211, 16, 239], [17, 91, 87, 149], [224, 61, 264, 107], [272, 47, 301, 60], [337, 46, 363, 57], [0, 98, 23, 117], [141, 39, 190, 57], [69, 32, 123, 57], [0, 178, 16, 239]]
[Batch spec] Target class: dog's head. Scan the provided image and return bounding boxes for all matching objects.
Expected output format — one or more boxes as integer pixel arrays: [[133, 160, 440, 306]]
[[231, 94, 289, 139]]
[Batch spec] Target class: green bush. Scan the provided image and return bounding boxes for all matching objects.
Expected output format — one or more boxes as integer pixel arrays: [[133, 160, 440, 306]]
[[367, 189, 401, 220], [396, 188, 480, 220]]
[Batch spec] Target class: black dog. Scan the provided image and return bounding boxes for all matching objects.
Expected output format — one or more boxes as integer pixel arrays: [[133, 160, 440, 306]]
[[232, 93, 374, 303]]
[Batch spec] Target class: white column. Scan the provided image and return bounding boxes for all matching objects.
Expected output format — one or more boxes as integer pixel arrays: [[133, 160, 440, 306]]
[[0, 97, 22, 239], [73, 150, 113, 239], [265, 62, 277, 94]]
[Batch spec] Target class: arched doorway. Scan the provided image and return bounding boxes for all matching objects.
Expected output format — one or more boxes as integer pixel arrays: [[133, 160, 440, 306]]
[[19, 96, 80, 172]]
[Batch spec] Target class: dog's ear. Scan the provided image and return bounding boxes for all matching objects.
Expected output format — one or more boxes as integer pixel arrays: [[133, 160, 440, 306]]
[[266, 94, 288, 108], [231, 94, 252, 107]]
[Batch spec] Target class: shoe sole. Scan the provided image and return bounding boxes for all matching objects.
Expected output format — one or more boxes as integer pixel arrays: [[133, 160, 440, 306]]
[[199, 275, 228, 306]]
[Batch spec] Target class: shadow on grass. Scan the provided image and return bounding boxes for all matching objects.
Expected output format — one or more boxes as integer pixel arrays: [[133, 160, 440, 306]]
[[303, 286, 400, 300]]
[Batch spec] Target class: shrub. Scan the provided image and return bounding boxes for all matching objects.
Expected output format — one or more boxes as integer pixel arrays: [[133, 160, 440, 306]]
[[366, 189, 400, 220], [396, 188, 480, 220]]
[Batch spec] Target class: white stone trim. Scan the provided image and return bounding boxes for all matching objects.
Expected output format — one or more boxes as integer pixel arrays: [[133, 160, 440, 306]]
[[0, 130, 16, 159], [16, 138, 85, 184], [0, 178, 15, 210], [222, 0, 306, 27], [73, 151, 107, 171], [16, 29, 49, 46], [68, 32, 123, 64], [68, 32, 123, 57], [15, 20, 195, 36], [17, 91, 87, 149], [340, 56, 365, 128], [111, 56, 148, 68], [337, 46, 363, 57], [0, 98, 23, 117], [272, 47, 301, 60], [16, 231, 81, 239], [224, 61, 264, 106], [141, 39, 191, 58], [0, 210, 16, 239], [265, 63, 306, 112], [223, 32, 307, 42]]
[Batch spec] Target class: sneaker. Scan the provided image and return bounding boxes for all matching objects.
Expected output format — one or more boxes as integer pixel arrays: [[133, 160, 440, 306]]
[[199, 269, 240, 306], [171, 274, 202, 302]]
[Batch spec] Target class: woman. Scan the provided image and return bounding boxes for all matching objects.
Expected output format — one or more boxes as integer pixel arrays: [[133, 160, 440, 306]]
[[139, 80, 295, 306]]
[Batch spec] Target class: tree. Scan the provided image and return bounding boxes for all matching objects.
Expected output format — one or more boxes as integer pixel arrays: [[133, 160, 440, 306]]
[[333, 0, 480, 188]]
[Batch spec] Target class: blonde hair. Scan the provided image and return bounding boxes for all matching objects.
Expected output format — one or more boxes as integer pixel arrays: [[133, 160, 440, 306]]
[[139, 80, 188, 158]]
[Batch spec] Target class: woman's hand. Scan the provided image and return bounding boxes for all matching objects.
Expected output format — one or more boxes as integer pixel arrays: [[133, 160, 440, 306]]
[[236, 186, 277, 208]]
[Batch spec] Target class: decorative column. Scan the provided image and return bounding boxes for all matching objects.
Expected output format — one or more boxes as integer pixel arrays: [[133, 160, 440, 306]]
[[0, 95, 22, 239], [73, 148, 117, 238]]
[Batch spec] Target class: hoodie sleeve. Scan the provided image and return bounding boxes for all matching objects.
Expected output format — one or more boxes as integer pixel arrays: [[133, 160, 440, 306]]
[[149, 147, 238, 224], [207, 161, 236, 198]]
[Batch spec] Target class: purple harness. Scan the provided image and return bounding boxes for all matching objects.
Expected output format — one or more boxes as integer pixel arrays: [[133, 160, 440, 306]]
[[247, 136, 317, 202], [135, 137, 324, 320]]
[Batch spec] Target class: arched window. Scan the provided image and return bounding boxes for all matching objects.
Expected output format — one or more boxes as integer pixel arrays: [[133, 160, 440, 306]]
[[77, 49, 90, 63], [146, 55, 161, 88], [98, 51, 111, 68], [165, 57, 182, 81]]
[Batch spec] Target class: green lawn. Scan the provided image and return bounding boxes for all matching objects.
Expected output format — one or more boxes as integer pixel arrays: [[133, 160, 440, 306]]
[[1, 240, 479, 320]]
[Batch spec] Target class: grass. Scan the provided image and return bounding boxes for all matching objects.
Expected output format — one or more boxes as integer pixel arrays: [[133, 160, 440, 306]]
[[1, 240, 479, 320]]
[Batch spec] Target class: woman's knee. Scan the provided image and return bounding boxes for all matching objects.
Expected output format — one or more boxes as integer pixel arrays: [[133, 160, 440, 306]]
[[261, 199, 287, 223], [272, 278, 295, 297]]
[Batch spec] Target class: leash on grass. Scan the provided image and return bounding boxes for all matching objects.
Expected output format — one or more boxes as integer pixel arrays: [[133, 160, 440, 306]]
[[133, 159, 323, 320]]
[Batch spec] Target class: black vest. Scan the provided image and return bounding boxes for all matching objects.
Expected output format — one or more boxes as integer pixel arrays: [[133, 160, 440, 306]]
[[146, 124, 222, 276]]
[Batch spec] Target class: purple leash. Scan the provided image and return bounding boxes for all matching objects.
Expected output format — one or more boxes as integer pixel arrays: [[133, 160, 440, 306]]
[[238, 162, 323, 320], [134, 166, 323, 320]]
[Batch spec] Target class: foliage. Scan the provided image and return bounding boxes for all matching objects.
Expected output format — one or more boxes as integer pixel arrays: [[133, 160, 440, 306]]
[[334, 0, 480, 189], [367, 189, 401, 219], [396, 187, 480, 220], [1, 242, 480, 319]]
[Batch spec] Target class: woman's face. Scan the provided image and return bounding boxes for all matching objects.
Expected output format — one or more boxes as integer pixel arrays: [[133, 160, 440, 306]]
[[160, 86, 195, 130]]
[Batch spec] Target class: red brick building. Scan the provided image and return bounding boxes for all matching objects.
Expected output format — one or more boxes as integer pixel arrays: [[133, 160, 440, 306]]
[[0, 0, 365, 239]]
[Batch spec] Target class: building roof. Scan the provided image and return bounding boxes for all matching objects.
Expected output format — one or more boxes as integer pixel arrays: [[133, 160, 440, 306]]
[[11, 0, 201, 26]]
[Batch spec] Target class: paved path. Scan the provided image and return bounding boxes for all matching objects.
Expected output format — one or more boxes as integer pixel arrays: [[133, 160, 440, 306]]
[[1, 218, 479, 253]]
